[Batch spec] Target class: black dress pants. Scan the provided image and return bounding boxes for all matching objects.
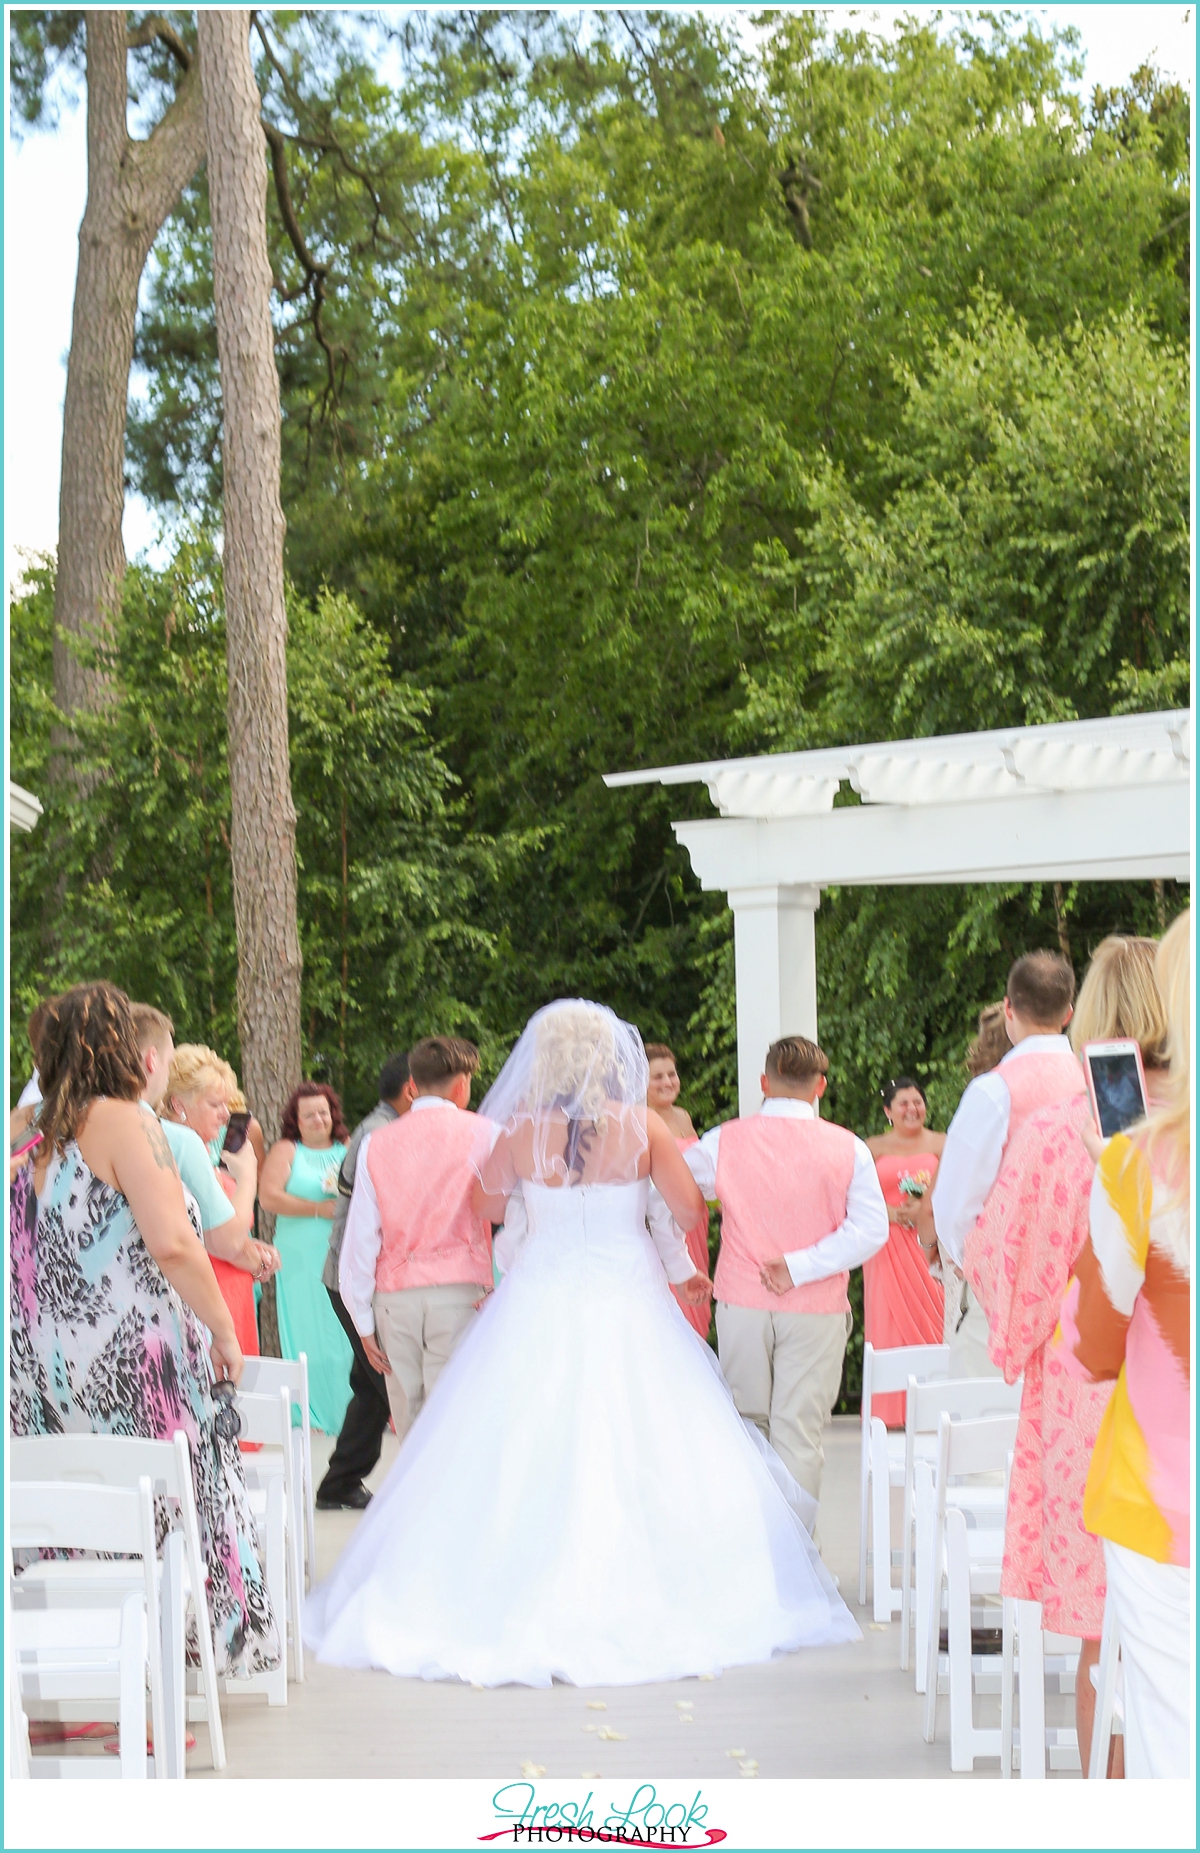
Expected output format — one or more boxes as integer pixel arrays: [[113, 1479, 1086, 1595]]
[[316, 1286, 392, 1502]]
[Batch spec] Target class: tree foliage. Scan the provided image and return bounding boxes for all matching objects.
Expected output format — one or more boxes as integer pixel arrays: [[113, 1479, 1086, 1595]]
[[9, 550, 517, 1122]]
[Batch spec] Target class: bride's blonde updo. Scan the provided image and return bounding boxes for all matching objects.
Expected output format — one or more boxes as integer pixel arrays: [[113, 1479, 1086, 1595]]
[[476, 999, 651, 1188], [528, 1002, 628, 1128]]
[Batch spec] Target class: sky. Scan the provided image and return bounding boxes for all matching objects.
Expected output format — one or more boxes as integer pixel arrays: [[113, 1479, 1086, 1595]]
[[4, 4, 1195, 594]]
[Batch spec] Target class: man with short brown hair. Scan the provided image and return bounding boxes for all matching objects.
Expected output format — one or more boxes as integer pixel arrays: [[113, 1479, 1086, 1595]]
[[338, 1034, 492, 1444], [685, 1035, 888, 1509], [923, 948, 1080, 1372]]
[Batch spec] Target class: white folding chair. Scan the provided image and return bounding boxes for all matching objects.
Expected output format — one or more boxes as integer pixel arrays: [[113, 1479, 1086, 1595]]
[[999, 1597, 1081, 1778], [239, 1352, 315, 1589], [858, 1342, 948, 1618], [9, 1430, 225, 1772], [13, 1598, 150, 1780], [9, 1640, 33, 1778], [10, 1478, 159, 1779], [901, 1375, 1021, 1673], [234, 1386, 300, 1696], [922, 1413, 1019, 1768], [1088, 1595, 1124, 1778]]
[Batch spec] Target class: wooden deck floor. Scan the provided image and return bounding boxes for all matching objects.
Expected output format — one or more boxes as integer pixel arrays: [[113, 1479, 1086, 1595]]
[[193, 1414, 1075, 1781]]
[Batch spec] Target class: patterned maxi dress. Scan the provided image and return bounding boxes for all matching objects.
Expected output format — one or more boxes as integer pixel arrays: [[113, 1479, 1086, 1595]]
[[9, 1147, 280, 1677], [964, 1095, 1112, 1637]]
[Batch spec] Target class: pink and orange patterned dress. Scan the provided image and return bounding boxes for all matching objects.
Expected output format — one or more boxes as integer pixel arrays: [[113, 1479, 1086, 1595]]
[[863, 1150, 943, 1427], [965, 1093, 1112, 1637]]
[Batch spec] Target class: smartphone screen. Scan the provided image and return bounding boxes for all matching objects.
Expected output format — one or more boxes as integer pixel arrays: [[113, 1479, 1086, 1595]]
[[1085, 1047, 1148, 1138], [222, 1111, 251, 1155]]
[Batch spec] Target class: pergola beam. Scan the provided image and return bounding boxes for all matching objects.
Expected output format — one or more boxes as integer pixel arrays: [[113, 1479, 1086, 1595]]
[[675, 782, 1191, 894], [606, 711, 1192, 1114]]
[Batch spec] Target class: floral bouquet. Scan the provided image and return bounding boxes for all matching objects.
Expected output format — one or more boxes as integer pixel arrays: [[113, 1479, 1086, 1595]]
[[898, 1168, 933, 1201]]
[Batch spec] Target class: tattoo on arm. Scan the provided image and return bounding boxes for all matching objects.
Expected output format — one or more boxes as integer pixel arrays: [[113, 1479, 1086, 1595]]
[[143, 1115, 181, 1176]]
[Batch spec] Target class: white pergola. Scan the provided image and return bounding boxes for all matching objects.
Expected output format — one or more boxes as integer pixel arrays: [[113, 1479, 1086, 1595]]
[[606, 709, 1193, 1114], [8, 781, 43, 833]]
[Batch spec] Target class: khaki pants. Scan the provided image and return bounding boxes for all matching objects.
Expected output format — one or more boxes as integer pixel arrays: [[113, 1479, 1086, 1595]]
[[372, 1283, 480, 1443], [716, 1302, 850, 1502]]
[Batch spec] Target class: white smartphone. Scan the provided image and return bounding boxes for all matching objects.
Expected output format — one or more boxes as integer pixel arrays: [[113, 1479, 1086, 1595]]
[[1082, 1039, 1149, 1139]]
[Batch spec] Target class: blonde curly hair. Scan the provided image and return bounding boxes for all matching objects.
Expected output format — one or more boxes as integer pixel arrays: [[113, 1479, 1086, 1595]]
[[528, 1003, 630, 1127], [161, 1042, 240, 1114]]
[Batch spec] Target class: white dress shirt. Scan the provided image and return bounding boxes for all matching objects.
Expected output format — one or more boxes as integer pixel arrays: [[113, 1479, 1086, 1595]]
[[684, 1098, 889, 1289], [931, 1034, 1075, 1269], [338, 1095, 459, 1338], [496, 1182, 697, 1285]]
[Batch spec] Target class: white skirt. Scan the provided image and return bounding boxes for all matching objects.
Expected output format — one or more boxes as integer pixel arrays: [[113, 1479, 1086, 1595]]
[[1103, 1538, 1192, 1778], [305, 1186, 858, 1687]]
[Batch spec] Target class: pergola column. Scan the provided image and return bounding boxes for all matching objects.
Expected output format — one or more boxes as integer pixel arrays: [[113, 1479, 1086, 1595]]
[[728, 884, 821, 1116]]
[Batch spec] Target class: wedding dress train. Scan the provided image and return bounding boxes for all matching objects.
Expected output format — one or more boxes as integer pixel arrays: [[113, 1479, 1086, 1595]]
[[304, 1178, 859, 1687]]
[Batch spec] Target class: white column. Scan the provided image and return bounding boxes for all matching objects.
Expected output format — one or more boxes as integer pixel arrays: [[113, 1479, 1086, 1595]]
[[728, 884, 820, 1116]]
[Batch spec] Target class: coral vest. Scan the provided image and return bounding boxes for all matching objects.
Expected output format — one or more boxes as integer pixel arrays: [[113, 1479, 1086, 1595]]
[[365, 1104, 493, 1293], [714, 1115, 858, 1315]]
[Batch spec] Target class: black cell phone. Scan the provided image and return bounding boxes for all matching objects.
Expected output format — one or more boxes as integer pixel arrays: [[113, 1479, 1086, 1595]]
[[1083, 1040, 1149, 1139], [222, 1111, 251, 1155]]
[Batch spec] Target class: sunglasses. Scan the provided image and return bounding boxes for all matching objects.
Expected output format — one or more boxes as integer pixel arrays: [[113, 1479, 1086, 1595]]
[[211, 1377, 242, 1443]]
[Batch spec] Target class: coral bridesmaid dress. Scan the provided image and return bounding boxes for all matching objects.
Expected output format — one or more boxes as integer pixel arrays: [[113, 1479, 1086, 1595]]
[[863, 1150, 944, 1426], [210, 1167, 260, 1358], [672, 1136, 712, 1339]]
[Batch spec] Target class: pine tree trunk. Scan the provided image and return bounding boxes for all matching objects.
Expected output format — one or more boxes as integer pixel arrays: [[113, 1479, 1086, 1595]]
[[53, 11, 204, 725], [199, 9, 303, 1173]]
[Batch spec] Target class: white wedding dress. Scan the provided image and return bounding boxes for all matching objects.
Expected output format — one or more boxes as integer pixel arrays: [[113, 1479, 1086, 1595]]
[[304, 1179, 859, 1687]]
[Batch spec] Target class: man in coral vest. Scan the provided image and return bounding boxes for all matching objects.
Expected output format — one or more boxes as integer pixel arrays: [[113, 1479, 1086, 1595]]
[[685, 1036, 889, 1505], [338, 1035, 493, 1442], [919, 950, 1081, 1374]]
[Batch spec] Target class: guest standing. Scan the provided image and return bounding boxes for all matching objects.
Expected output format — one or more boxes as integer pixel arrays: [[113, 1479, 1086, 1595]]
[[316, 1053, 416, 1511], [153, 1033, 279, 1358], [918, 951, 1081, 1375], [862, 1076, 945, 1426], [9, 982, 279, 1677], [646, 1042, 710, 1339], [1057, 910, 1191, 1779], [939, 1002, 1010, 1346], [15, 1000, 50, 1110], [966, 936, 1170, 1771], [259, 1084, 350, 1433], [966, 1001, 1010, 1080]]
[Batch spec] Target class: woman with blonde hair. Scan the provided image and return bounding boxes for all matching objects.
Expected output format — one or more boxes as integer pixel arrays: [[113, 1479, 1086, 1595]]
[[965, 933, 1172, 1772], [307, 999, 859, 1687], [160, 1042, 280, 1358], [1058, 910, 1191, 1778], [966, 1000, 1010, 1079]]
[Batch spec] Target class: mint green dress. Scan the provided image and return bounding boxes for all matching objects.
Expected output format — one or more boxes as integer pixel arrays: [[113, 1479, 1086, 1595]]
[[274, 1140, 350, 1434]]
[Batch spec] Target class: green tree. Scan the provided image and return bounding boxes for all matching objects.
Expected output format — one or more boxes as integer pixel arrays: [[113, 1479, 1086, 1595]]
[[9, 548, 511, 1123]]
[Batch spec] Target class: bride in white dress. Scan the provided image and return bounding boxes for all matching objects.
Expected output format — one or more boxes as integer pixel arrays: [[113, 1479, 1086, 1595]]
[[304, 1000, 859, 1686]]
